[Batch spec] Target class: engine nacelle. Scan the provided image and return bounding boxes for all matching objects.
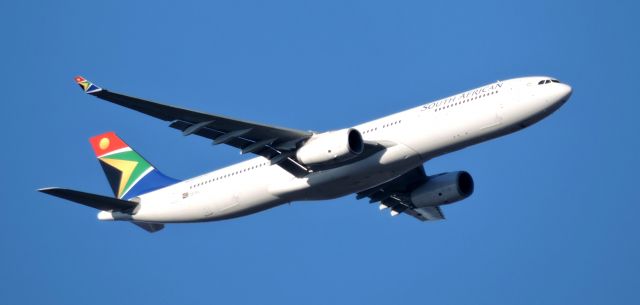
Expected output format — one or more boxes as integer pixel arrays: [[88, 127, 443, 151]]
[[295, 128, 364, 166], [410, 171, 474, 208]]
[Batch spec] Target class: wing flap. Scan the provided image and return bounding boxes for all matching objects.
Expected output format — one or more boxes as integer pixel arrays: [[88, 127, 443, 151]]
[[169, 120, 309, 177], [405, 206, 445, 221]]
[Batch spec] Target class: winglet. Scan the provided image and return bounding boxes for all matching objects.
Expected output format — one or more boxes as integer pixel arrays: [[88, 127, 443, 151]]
[[75, 76, 102, 94]]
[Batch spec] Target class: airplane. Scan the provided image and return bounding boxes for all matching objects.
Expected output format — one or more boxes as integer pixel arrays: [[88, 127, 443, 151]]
[[39, 76, 572, 232]]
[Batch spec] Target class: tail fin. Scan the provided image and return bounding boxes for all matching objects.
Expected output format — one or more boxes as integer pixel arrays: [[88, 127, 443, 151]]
[[89, 132, 179, 199]]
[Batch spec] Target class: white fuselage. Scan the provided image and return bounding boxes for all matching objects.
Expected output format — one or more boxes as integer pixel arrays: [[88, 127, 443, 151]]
[[99, 76, 572, 223]]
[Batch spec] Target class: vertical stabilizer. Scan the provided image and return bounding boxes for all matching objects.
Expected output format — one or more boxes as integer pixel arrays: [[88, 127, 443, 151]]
[[89, 132, 179, 199]]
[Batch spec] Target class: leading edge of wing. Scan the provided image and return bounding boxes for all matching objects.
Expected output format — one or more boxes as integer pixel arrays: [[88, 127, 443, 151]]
[[73, 76, 312, 139]]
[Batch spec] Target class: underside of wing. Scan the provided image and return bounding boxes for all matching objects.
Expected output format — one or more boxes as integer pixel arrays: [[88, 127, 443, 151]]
[[75, 76, 312, 177], [356, 166, 448, 221]]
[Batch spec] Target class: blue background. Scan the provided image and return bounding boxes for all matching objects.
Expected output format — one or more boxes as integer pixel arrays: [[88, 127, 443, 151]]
[[2, 1, 638, 304]]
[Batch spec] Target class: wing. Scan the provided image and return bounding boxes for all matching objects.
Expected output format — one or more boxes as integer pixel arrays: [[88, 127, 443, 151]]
[[74, 76, 313, 177], [356, 166, 446, 221]]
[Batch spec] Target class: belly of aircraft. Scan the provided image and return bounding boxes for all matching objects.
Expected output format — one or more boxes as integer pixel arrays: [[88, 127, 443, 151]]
[[290, 143, 423, 201]]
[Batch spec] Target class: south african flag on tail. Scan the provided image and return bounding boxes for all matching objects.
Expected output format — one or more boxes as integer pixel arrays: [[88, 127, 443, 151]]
[[89, 132, 179, 200]]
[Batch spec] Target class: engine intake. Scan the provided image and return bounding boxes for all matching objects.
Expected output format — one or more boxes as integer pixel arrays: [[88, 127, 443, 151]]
[[410, 171, 474, 208], [296, 128, 364, 166]]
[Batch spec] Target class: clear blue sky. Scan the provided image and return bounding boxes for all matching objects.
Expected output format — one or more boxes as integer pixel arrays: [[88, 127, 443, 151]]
[[2, 1, 638, 304]]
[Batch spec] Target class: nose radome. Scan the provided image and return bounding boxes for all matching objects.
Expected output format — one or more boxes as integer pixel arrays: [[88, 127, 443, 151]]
[[559, 83, 573, 101]]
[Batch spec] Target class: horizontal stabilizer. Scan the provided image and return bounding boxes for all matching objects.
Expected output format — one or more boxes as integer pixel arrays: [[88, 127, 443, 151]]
[[38, 187, 137, 211]]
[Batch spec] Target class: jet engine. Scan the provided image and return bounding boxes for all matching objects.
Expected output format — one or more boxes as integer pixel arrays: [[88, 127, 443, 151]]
[[410, 171, 474, 207], [295, 128, 364, 166]]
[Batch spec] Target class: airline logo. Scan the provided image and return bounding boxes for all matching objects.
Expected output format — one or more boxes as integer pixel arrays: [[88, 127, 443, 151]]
[[75, 76, 102, 94], [89, 132, 153, 199]]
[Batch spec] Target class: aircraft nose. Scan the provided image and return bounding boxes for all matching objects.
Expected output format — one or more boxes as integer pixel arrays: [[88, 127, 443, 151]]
[[558, 83, 573, 102], [546, 82, 572, 108]]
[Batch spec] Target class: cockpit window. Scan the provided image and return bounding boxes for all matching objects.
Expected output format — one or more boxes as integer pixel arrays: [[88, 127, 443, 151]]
[[538, 79, 561, 85]]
